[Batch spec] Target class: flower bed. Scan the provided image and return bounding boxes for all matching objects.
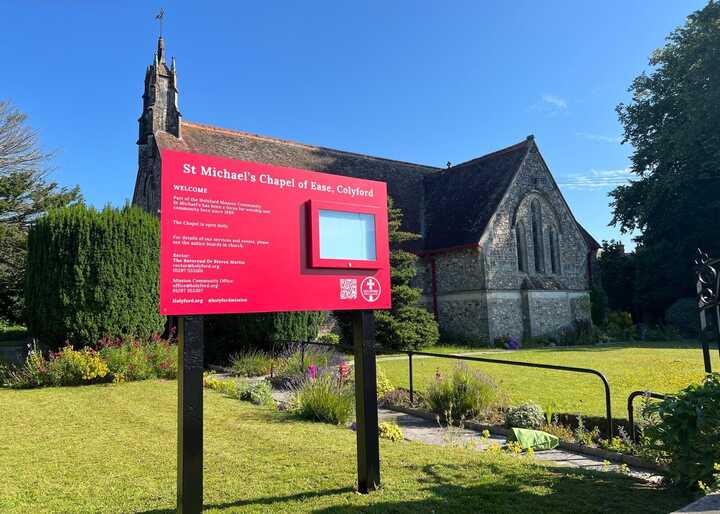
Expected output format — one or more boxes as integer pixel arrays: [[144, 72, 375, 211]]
[[0, 335, 177, 388]]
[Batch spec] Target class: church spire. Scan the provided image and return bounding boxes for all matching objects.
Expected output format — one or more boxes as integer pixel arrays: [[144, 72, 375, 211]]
[[137, 34, 181, 144], [157, 36, 165, 63]]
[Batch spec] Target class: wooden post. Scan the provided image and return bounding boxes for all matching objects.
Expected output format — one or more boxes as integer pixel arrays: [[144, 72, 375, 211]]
[[352, 310, 380, 493], [177, 316, 204, 514]]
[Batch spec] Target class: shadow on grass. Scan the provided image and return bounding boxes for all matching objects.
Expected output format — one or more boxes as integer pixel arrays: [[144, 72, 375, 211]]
[[134, 463, 689, 514], [134, 486, 354, 514], [313, 463, 689, 514]]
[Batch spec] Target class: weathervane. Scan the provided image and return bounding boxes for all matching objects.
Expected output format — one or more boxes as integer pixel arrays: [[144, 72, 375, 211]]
[[155, 8, 165, 37]]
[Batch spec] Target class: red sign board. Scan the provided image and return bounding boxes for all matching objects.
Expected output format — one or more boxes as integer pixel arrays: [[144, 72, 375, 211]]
[[159, 150, 391, 315]]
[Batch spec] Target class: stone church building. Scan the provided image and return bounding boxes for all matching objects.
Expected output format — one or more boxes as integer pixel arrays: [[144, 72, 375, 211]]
[[133, 38, 599, 344]]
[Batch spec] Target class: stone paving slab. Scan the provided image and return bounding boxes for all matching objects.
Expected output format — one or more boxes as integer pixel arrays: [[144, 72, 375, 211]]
[[673, 493, 720, 513]]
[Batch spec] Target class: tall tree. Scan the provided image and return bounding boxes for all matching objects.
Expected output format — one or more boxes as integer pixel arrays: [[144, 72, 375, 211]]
[[597, 240, 636, 315], [0, 100, 81, 323], [611, 2, 720, 319], [374, 197, 439, 350]]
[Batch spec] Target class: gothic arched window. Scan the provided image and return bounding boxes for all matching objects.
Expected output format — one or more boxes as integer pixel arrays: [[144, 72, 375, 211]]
[[531, 199, 545, 273], [516, 221, 528, 272], [549, 227, 560, 274]]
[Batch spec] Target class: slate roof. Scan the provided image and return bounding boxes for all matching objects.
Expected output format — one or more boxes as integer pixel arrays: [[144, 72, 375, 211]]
[[155, 123, 594, 253], [156, 121, 437, 238], [422, 138, 531, 251]]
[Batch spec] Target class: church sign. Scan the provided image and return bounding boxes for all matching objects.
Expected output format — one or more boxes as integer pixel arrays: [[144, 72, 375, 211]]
[[159, 149, 388, 512], [160, 149, 391, 314]]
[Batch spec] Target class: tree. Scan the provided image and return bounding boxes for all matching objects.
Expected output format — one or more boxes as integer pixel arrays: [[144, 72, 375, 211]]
[[597, 240, 636, 316], [611, 2, 720, 320], [374, 197, 439, 350], [25, 205, 164, 346], [0, 100, 81, 323]]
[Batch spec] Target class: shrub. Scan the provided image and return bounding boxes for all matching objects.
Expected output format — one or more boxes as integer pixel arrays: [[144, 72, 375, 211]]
[[203, 311, 326, 361], [494, 335, 522, 349], [506, 403, 545, 430], [590, 287, 608, 326], [291, 373, 354, 425], [3, 345, 50, 388], [605, 311, 637, 341], [665, 297, 699, 337], [25, 205, 164, 347], [270, 344, 345, 389], [376, 368, 394, 398], [229, 350, 273, 377], [425, 364, 498, 423], [559, 319, 601, 346], [542, 422, 574, 442], [47, 345, 109, 386], [317, 333, 340, 345], [379, 388, 420, 408], [644, 373, 720, 489], [379, 421, 404, 442], [238, 380, 276, 407], [203, 372, 238, 397], [642, 324, 682, 341], [99, 337, 177, 381], [574, 416, 601, 447], [0, 322, 27, 342]]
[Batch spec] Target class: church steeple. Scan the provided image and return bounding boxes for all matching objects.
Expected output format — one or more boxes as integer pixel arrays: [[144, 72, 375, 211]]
[[137, 36, 181, 144]]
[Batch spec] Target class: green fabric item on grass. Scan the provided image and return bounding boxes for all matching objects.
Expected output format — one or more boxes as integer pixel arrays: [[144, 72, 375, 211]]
[[509, 428, 560, 451]]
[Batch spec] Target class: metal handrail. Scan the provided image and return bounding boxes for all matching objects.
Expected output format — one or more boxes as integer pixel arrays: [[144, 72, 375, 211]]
[[407, 350, 614, 436], [284, 340, 615, 436], [627, 390, 669, 442]]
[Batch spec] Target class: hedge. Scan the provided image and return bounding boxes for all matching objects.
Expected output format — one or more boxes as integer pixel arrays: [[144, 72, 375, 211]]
[[25, 205, 164, 346]]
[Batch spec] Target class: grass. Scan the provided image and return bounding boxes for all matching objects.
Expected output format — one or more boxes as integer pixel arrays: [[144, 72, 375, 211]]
[[0, 380, 690, 513], [378, 341, 719, 419]]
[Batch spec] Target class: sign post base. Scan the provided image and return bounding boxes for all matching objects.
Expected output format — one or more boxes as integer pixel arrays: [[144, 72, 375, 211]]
[[352, 310, 381, 493], [177, 316, 204, 514]]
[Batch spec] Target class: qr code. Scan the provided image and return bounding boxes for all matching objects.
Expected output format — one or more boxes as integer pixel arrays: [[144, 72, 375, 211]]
[[339, 278, 357, 300]]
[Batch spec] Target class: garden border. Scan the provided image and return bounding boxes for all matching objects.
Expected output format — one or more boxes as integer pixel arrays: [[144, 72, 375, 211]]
[[384, 403, 667, 474]]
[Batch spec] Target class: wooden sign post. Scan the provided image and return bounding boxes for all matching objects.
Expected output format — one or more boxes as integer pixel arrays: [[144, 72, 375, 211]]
[[177, 316, 204, 514], [352, 310, 381, 492]]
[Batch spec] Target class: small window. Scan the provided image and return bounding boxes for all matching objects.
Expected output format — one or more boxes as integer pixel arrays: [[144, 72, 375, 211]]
[[516, 222, 528, 272], [531, 200, 545, 273], [549, 228, 560, 274]]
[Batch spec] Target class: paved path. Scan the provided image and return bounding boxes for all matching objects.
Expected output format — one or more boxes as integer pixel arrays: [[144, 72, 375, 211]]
[[377, 408, 661, 484]]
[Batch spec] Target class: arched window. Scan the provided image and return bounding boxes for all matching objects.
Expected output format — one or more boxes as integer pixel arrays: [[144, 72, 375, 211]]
[[549, 227, 560, 274], [516, 221, 528, 272], [531, 199, 545, 273]]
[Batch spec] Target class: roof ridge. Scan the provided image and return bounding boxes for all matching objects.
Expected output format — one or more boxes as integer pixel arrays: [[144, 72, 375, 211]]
[[442, 138, 531, 172], [180, 120, 440, 172]]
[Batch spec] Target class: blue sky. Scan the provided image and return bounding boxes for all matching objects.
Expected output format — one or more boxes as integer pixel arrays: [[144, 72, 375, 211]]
[[2, 1, 706, 247]]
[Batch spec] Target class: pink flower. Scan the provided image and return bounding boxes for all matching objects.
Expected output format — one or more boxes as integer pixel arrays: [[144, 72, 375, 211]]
[[307, 364, 318, 380], [338, 362, 351, 381]]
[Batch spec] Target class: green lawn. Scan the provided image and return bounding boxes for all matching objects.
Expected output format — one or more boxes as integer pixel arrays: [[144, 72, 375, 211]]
[[0, 380, 690, 513], [378, 341, 718, 419]]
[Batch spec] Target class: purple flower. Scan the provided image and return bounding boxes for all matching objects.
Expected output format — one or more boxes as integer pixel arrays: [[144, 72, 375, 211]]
[[503, 337, 522, 350]]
